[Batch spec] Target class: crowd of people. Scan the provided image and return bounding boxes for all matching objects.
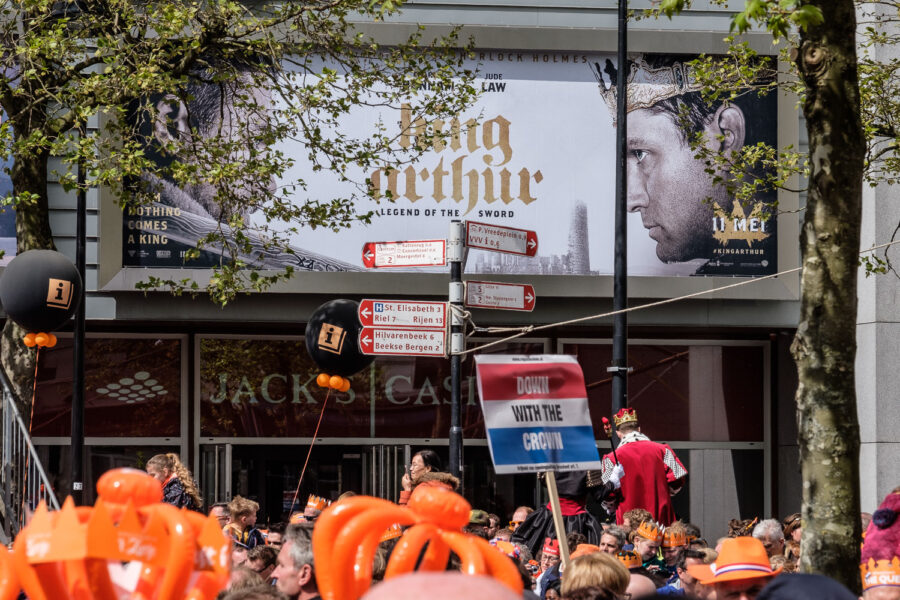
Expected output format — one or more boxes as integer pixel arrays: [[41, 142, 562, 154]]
[[141, 405, 896, 600]]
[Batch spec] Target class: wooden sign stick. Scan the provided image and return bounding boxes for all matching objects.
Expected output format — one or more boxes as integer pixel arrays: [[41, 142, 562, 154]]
[[544, 471, 571, 571]]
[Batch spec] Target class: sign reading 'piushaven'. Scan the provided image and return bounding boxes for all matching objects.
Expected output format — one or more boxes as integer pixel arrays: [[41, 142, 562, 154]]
[[475, 355, 602, 474]]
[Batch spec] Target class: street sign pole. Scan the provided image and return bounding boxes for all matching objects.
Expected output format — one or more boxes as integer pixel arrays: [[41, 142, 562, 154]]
[[448, 220, 465, 482]]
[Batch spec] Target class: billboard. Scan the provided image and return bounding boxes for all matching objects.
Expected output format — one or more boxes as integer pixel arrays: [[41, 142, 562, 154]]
[[123, 51, 777, 277]]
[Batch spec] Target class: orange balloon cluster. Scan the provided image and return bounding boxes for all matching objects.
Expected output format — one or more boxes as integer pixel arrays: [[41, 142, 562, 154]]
[[23, 332, 57, 348], [312, 486, 523, 600], [0, 468, 231, 600], [315, 372, 351, 392]]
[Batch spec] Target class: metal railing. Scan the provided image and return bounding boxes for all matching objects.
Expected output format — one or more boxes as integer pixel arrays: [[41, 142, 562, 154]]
[[0, 371, 59, 544]]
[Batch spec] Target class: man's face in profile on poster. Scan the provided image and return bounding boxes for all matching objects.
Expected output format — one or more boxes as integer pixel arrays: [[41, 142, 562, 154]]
[[626, 101, 745, 263]]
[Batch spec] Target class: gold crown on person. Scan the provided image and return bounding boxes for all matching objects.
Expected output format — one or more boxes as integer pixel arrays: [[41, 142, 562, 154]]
[[862, 557, 900, 590], [635, 520, 664, 544], [306, 495, 331, 511], [592, 56, 704, 123], [614, 407, 639, 428]]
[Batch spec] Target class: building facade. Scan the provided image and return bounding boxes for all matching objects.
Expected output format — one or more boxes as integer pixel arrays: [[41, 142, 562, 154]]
[[13, 0, 835, 541]]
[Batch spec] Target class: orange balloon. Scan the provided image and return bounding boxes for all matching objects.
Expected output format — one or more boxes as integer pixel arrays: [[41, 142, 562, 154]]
[[316, 373, 331, 388], [23, 333, 36, 347], [0, 546, 20, 600], [34, 333, 49, 347], [96, 467, 163, 507], [339, 379, 351, 393], [46, 334, 57, 348], [407, 485, 471, 529], [329, 376, 343, 389]]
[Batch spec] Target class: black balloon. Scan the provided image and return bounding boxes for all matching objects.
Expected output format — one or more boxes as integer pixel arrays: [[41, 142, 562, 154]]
[[305, 299, 373, 377], [0, 250, 83, 333]]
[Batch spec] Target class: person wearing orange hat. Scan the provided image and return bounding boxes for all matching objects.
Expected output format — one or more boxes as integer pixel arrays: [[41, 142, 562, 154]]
[[662, 526, 688, 571], [657, 525, 689, 589], [632, 520, 666, 572], [687, 537, 780, 600], [599, 407, 687, 526]]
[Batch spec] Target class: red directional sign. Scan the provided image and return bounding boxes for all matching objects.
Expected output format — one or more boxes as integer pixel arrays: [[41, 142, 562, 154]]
[[465, 221, 538, 257], [361, 240, 446, 268], [358, 327, 446, 357], [358, 299, 448, 329], [465, 281, 536, 312]]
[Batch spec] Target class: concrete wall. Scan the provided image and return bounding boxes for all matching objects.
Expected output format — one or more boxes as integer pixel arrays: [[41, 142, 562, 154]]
[[856, 1, 900, 514]]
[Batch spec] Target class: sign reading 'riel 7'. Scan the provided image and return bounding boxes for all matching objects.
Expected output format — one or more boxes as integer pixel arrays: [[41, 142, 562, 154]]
[[474, 355, 602, 474]]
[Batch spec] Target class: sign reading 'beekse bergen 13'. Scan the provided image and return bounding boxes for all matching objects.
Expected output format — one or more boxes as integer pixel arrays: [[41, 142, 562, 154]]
[[475, 354, 602, 474]]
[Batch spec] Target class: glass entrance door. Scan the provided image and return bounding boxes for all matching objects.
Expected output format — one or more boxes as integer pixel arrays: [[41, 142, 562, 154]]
[[200, 444, 231, 507], [363, 444, 410, 500]]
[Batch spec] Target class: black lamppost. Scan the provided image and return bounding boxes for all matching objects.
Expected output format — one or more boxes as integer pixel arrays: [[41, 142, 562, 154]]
[[71, 122, 86, 504], [610, 0, 629, 436]]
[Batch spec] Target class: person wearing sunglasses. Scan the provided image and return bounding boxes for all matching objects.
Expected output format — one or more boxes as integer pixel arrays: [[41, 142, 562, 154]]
[[399, 449, 456, 505], [510, 506, 534, 532]]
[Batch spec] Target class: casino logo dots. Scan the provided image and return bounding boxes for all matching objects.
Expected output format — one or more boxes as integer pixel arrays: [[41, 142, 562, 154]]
[[95, 371, 169, 404]]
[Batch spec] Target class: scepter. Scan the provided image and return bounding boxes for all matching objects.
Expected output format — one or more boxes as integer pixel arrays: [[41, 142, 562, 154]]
[[601, 417, 618, 463]]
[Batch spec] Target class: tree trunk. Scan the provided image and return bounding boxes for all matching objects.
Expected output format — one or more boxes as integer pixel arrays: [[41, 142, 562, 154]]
[[1, 145, 55, 422], [791, 0, 864, 591]]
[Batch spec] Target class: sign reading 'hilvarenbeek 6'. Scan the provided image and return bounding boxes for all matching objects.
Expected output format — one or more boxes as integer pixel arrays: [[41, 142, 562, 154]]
[[475, 354, 602, 474]]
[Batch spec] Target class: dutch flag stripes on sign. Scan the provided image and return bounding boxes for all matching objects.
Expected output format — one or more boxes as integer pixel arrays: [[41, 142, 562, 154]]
[[475, 355, 602, 474]]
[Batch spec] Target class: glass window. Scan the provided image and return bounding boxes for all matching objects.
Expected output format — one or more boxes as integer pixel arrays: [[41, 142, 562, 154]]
[[32, 337, 182, 437], [199, 337, 544, 438], [200, 338, 371, 437], [564, 342, 765, 442]]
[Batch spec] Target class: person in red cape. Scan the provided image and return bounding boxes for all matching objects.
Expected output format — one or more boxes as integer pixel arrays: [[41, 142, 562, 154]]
[[600, 407, 687, 526]]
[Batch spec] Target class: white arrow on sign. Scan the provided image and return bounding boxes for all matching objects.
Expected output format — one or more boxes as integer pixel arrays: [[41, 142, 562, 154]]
[[465, 280, 536, 312]]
